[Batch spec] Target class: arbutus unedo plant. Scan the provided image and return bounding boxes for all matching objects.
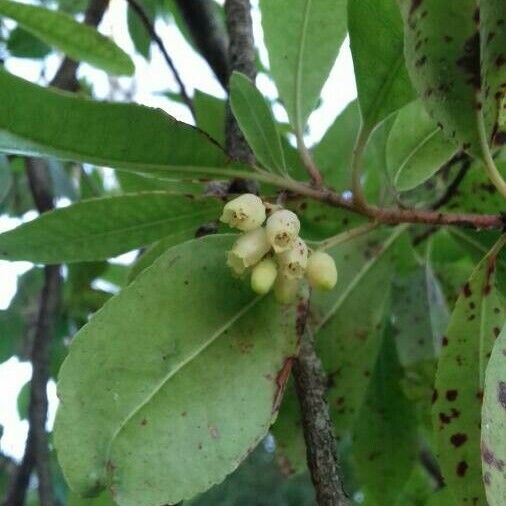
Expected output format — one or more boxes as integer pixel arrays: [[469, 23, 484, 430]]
[[0, 0, 505, 505]]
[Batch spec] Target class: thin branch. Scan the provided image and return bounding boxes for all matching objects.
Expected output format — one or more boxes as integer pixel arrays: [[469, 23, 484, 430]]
[[224, 0, 256, 165], [125, 0, 195, 120], [292, 300, 350, 506], [173, 0, 229, 88]]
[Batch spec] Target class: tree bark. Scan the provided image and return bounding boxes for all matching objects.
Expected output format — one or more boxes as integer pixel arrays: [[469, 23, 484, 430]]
[[292, 304, 350, 506], [224, 0, 256, 166]]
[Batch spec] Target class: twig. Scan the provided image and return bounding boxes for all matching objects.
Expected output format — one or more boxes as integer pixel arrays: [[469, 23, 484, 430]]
[[173, 0, 229, 88], [224, 0, 256, 165], [125, 0, 195, 120], [292, 300, 350, 506]]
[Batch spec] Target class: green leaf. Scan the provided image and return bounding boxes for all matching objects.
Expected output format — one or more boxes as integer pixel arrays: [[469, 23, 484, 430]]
[[7, 26, 51, 58], [480, 0, 506, 147], [127, 1, 155, 59], [16, 380, 30, 421], [260, 0, 347, 133], [398, 0, 482, 154], [54, 235, 298, 506], [482, 324, 506, 506], [313, 100, 361, 191], [271, 381, 307, 476], [230, 72, 286, 174], [433, 240, 506, 506], [127, 230, 196, 283], [387, 100, 459, 191], [0, 69, 238, 180], [69, 492, 117, 506], [348, 0, 415, 131], [0, 193, 221, 263], [443, 162, 506, 215], [312, 227, 405, 438], [352, 330, 418, 505], [0, 0, 134, 75], [194, 90, 226, 146]]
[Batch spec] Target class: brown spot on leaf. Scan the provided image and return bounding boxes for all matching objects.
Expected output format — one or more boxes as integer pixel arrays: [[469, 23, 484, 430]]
[[446, 390, 458, 401], [209, 425, 220, 439], [456, 32, 481, 90], [462, 283, 472, 298], [457, 460, 469, 477], [450, 433, 468, 448], [140, 418, 148, 426]]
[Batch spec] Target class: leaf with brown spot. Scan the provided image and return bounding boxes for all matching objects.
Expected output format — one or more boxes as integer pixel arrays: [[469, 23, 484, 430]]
[[398, 0, 483, 154], [311, 228, 405, 439], [433, 237, 506, 505], [482, 322, 506, 505], [352, 330, 418, 505], [481, 0, 506, 146]]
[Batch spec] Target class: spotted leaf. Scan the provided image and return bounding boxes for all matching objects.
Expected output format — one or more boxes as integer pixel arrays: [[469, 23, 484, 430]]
[[433, 238, 506, 505]]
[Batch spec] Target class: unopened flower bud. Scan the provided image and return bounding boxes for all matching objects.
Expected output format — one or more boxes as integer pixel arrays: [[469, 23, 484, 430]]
[[251, 258, 278, 295], [274, 274, 300, 304], [306, 251, 338, 291], [278, 238, 308, 279], [220, 194, 266, 231], [227, 228, 271, 275], [265, 210, 300, 252]]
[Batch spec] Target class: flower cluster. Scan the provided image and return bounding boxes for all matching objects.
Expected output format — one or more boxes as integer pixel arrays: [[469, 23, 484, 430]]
[[220, 194, 338, 304]]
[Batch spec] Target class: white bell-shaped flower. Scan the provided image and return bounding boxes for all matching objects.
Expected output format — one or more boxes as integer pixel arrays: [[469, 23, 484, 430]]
[[277, 238, 308, 279], [265, 209, 300, 253], [227, 228, 271, 275], [251, 258, 278, 295], [306, 251, 338, 291], [220, 193, 266, 231]]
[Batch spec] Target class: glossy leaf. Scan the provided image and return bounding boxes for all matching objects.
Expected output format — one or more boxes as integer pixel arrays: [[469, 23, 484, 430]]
[[54, 235, 298, 506], [0, 0, 134, 75], [398, 0, 482, 153], [0, 193, 221, 263], [349, 0, 415, 131], [352, 331, 418, 505], [482, 325, 506, 505], [230, 72, 286, 174], [312, 227, 405, 438], [0, 69, 237, 180], [433, 241, 505, 506], [260, 0, 347, 133], [387, 100, 459, 191]]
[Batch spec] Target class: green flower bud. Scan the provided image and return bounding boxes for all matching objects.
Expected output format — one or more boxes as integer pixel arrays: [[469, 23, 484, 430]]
[[220, 193, 266, 231], [227, 228, 271, 275], [265, 210, 300, 253], [278, 238, 308, 279], [274, 274, 300, 304], [306, 251, 338, 290], [251, 259, 278, 295]]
